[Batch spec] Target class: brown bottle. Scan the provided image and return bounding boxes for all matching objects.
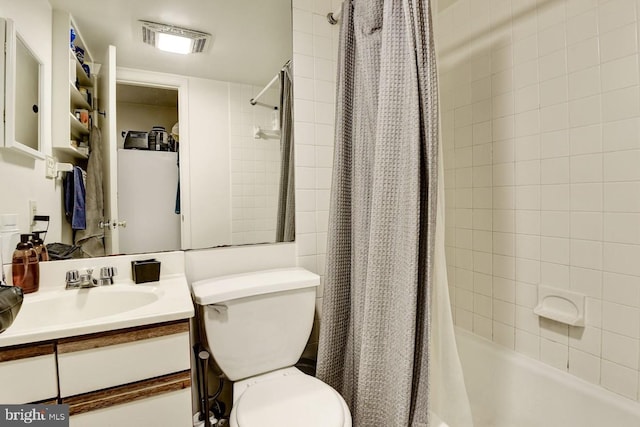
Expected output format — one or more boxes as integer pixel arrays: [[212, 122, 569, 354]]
[[11, 234, 39, 294], [31, 232, 49, 262]]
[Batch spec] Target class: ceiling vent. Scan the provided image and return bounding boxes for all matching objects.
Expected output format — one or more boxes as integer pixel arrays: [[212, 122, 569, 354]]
[[139, 20, 212, 54]]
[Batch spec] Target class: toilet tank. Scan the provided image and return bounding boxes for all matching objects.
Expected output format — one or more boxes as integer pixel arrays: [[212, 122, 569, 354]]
[[191, 268, 319, 381]]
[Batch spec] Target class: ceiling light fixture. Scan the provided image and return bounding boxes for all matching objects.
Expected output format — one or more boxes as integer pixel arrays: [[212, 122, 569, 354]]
[[140, 20, 212, 54]]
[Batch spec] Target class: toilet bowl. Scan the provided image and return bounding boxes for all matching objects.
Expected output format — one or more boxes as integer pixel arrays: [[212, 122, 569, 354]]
[[191, 268, 351, 427]]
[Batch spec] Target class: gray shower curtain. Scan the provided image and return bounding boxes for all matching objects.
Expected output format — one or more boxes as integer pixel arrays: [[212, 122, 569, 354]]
[[316, 0, 440, 426], [276, 62, 295, 242]]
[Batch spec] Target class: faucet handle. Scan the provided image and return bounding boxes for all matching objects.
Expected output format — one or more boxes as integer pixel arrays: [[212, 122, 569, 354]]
[[65, 270, 80, 288], [99, 266, 118, 285]]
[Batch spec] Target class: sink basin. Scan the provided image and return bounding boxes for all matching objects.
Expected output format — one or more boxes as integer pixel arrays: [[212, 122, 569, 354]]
[[8, 286, 162, 332]]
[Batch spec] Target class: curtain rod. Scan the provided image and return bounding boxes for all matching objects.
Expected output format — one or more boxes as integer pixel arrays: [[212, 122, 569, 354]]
[[250, 73, 279, 106]]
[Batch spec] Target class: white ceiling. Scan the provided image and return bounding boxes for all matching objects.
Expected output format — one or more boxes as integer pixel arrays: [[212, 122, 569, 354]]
[[48, 0, 292, 86]]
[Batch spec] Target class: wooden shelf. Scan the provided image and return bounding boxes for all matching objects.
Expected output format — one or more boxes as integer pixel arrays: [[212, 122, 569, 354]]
[[53, 144, 89, 160]]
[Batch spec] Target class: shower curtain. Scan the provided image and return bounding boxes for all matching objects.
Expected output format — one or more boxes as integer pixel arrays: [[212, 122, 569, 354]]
[[316, 1, 472, 426], [276, 61, 295, 242]]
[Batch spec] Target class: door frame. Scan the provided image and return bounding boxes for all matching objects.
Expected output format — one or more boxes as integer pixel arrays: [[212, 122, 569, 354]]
[[116, 67, 192, 250]]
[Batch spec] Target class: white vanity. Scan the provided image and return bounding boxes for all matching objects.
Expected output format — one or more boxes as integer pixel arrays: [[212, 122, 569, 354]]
[[0, 251, 194, 427]]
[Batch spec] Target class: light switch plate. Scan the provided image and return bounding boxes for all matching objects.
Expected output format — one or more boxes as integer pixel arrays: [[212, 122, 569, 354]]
[[45, 155, 56, 179]]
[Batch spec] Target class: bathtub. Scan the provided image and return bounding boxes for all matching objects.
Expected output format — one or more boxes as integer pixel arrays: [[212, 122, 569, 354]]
[[453, 328, 640, 427]]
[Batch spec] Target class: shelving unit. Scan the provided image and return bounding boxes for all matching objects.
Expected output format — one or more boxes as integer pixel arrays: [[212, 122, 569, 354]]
[[52, 10, 98, 159]]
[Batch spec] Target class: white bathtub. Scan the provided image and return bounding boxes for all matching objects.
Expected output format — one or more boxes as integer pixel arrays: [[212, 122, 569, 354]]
[[454, 328, 640, 427]]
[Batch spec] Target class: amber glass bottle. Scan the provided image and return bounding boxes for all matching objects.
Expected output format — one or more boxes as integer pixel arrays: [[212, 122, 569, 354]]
[[11, 234, 39, 293]]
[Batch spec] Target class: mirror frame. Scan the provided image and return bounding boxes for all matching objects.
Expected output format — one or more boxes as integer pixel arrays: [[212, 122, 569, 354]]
[[1, 18, 45, 160]]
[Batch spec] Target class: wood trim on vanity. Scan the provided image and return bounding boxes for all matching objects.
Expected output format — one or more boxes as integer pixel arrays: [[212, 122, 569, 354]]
[[57, 320, 189, 354], [63, 370, 191, 416], [0, 343, 55, 362]]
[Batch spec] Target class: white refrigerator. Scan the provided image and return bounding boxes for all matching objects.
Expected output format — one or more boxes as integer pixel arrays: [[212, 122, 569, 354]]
[[117, 149, 181, 254]]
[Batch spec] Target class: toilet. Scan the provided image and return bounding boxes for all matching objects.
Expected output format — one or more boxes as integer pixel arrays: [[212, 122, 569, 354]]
[[191, 267, 352, 427]]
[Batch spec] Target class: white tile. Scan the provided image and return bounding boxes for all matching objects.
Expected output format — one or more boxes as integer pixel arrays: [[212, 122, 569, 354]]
[[474, 272, 493, 296], [571, 183, 603, 211], [538, 23, 566, 56], [540, 338, 569, 371], [475, 209, 494, 231], [492, 69, 514, 95], [539, 50, 567, 81], [570, 124, 602, 155], [515, 258, 540, 285], [569, 325, 602, 356], [514, 110, 540, 137], [598, 0, 637, 35], [515, 135, 541, 161], [570, 153, 602, 183], [455, 308, 473, 331], [515, 185, 540, 210], [541, 184, 570, 211], [473, 144, 493, 166], [567, 37, 600, 73], [570, 266, 602, 298], [569, 347, 601, 384], [493, 116, 515, 141], [599, 23, 638, 63], [493, 163, 515, 186], [601, 54, 639, 92], [568, 66, 601, 100], [493, 139, 515, 163], [602, 330, 640, 369], [516, 281, 538, 308], [541, 237, 570, 264], [570, 239, 603, 270], [473, 230, 492, 253], [493, 232, 514, 256], [473, 166, 493, 188], [603, 118, 640, 152], [540, 131, 569, 160], [602, 300, 640, 338], [515, 210, 540, 235], [473, 100, 492, 124], [493, 255, 515, 280], [540, 76, 569, 107], [473, 187, 493, 209], [474, 251, 493, 275], [515, 160, 540, 185], [493, 322, 515, 349], [571, 212, 603, 241], [602, 86, 640, 123], [604, 213, 640, 245], [541, 262, 571, 288], [540, 103, 569, 132], [542, 211, 570, 237], [566, 0, 597, 18], [514, 59, 540, 89], [604, 182, 640, 212], [569, 95, 601, 128], [515, 329, 540, 359], [515, 234, 540, 260], [493, 186, 515, 210], [601, 360, 639, 399], [514, 34, 538, 65], [516, 305, 540, 334], [474, 294, 493, 318], [471, 77, 492, 102], [604, 150, 640, 182], [566, 8, 598, 45], [471, 306, 492, 335], [515, 84, 539, 113], [603, 271, 640, 307], [494, 276, 516, 303]]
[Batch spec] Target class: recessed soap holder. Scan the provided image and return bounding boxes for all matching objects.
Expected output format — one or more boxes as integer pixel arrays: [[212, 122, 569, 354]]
[[534, 286, 586, 327]]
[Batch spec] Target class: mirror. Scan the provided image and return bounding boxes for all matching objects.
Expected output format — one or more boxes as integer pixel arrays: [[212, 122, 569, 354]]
[[1, 18, 44, 159], [1, 0, 293, 259]]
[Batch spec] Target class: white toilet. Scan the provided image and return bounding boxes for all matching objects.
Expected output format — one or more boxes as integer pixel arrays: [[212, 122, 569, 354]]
[[191, 267, 352, 427]]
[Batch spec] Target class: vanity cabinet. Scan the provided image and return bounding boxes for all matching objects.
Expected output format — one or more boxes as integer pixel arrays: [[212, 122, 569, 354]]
[[0, 343, 58, 403], [57, 319, 192, 426], [52, 10, 97, 159]]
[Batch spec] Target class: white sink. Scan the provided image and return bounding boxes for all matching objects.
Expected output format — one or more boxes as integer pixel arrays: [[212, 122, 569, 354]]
[[11, 286, 161, 329], [0, 277, 194, 347]]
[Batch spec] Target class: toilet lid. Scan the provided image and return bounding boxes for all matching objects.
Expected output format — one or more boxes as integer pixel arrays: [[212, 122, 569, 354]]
[[235, 374, 346, 427]]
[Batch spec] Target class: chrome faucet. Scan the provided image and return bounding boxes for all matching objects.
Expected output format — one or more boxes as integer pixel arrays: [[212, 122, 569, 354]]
[[65, 267, 117, 289]]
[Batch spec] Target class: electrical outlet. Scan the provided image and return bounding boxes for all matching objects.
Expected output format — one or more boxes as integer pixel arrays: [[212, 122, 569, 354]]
[[29, 200, 37, 228], [45, 155, 56, 179]]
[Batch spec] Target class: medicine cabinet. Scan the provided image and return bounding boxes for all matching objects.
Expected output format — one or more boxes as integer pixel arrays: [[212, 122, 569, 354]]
[[0, 18, 45, 159]]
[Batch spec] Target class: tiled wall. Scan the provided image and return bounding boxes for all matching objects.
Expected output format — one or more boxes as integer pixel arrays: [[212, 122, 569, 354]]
[[437, 0, 640, 401], [229, 84, 281, 245], [292, 0, 340, 355]]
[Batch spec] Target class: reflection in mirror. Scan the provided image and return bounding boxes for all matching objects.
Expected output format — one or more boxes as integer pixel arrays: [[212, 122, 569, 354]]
[[38, 0, 294, 259], [1, 17, 44, 159], [15, 35, 40, 152]]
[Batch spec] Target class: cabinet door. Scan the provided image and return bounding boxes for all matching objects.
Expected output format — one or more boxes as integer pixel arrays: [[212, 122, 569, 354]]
[[0, 343, 57, 403], [64, 371, 192, 427], [57, 320, 190, 398], [98, 44, 119, 255]]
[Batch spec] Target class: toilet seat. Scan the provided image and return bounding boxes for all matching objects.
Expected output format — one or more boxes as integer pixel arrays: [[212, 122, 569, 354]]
[[231, 374, 348, 427]]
